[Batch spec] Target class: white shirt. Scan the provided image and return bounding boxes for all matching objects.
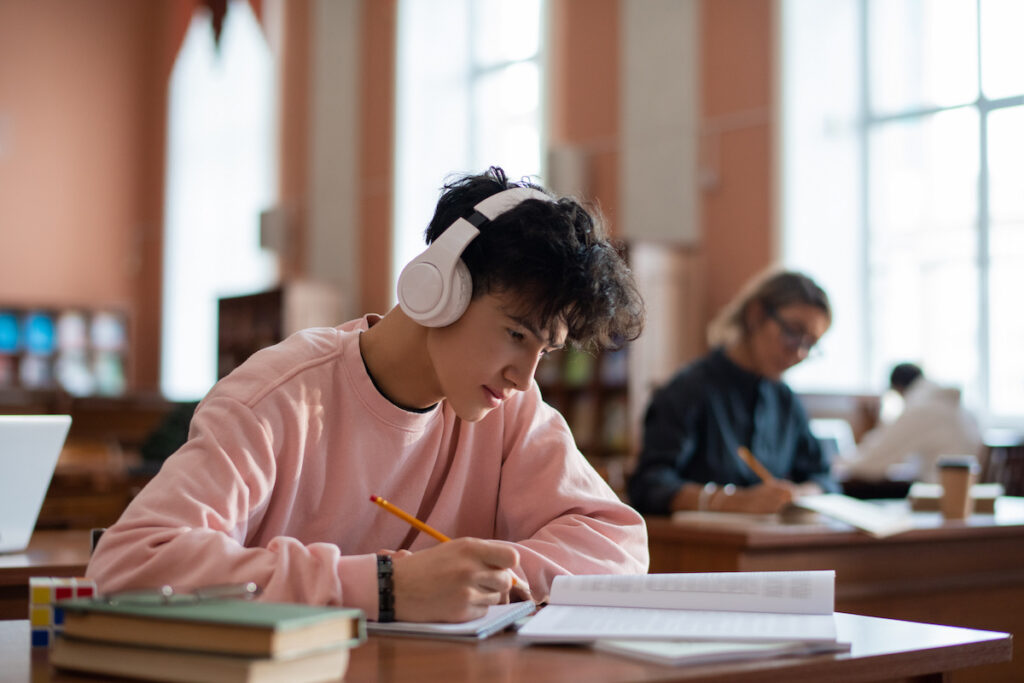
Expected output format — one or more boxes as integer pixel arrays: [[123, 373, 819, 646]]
[[837, 379, 982, 484]]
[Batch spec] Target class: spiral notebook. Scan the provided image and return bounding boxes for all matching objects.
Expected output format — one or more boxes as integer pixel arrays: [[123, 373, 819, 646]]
[[367, 601, 535, 640]]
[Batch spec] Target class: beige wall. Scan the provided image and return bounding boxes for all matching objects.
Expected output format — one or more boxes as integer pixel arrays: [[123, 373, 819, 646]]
[[0, 0, 776, 393], [0, 0, 189, 390]]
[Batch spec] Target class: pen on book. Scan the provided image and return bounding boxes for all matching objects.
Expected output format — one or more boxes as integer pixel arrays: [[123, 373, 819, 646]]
[[737, 446, 777, 483], [369, 495, 530, 593]]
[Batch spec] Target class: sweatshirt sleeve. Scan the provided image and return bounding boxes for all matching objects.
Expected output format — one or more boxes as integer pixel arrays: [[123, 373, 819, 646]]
[[492, 388, 649, 599], [85, 396, 380, 618]]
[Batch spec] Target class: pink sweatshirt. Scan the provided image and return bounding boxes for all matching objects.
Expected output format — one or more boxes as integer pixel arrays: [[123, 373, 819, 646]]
[[87, 316, 648, 618]]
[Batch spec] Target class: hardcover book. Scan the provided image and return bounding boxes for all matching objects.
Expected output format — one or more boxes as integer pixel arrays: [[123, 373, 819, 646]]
[[56, 597, 365, 658]]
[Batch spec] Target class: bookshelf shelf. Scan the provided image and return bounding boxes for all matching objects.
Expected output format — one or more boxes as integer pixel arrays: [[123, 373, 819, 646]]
[[536, 346, 632, 497]]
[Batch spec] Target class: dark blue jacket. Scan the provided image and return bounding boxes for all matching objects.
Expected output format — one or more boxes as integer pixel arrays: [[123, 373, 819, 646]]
[[628, 347, 837, 514]]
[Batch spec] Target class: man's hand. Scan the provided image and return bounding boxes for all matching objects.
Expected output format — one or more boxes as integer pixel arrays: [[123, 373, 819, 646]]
[[391, 538, 521, 623]]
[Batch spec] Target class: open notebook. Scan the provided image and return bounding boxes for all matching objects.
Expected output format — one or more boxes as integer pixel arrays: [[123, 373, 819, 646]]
[[0, 415, 71, 553], [367, 601, 535, 640], [517, 571, 839, 644]]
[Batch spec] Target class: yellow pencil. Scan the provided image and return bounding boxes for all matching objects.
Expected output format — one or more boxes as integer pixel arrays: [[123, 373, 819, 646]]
[[737, 446, 777, 483], [369, 495, 530, 593], [370, 495, 451, 542]]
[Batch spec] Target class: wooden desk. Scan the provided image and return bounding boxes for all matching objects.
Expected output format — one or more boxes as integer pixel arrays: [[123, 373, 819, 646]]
[[646, 497, 1024, 682], [0, 531, 91, 620], [0, 613, 1009, 682]]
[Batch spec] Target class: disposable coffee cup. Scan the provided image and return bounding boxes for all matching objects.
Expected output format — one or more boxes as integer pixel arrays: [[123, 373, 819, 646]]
[[937, 455, 979, 520]]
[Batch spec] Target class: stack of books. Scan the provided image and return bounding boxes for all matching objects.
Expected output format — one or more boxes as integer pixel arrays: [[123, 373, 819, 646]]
[[50, 595, 365, 683]]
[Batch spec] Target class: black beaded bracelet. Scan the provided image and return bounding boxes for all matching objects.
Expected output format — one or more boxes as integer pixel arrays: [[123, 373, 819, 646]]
[[376, 554, 395, 623]]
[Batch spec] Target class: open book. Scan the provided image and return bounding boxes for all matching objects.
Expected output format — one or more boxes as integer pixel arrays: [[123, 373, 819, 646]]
[[367, 601, 535, 640], [792, 493, 914, 538], [517, 571, 838, 644]]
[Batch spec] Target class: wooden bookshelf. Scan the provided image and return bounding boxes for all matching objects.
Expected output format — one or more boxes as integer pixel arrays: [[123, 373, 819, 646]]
[[536, 346, 631, 497], [217, 281, 342, 379]]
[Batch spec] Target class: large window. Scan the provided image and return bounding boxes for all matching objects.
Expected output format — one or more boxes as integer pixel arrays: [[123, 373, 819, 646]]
[[161, 1, 278, 400], [392, 0, 545, 294], [782, 0, 1024, 427]]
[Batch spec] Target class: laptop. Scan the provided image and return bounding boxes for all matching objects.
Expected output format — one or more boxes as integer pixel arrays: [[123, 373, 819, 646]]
[[0, 415, 71, 553]]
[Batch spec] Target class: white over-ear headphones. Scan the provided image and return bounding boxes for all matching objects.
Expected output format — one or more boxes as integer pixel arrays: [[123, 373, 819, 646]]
[[397, 186, 550, 327]]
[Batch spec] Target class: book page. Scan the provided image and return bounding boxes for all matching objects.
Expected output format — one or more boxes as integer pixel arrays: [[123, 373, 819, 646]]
[[517, 605, 838, 643], [793, 494, 914, 538], [548, 571, 834, 615]]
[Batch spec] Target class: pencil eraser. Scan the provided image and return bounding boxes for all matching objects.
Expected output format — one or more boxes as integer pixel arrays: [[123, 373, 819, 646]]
[[370, 495, 378, 502]]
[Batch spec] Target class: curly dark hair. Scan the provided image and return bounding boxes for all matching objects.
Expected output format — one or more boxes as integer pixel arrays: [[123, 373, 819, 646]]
[[423, 167, 645, 350]]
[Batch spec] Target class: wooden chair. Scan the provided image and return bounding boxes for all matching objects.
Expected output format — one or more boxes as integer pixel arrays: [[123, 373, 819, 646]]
[[982, 437, 1024, 497]]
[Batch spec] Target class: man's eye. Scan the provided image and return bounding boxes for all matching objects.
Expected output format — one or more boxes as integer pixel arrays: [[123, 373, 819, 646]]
[[508, 329, 525, 342]]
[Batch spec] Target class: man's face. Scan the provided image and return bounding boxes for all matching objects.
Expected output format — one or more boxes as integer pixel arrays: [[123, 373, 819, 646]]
[[426, 292, 567, 422]]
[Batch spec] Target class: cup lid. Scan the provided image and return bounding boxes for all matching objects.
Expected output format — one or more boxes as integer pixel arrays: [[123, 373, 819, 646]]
[[937, 454, 979, 472]]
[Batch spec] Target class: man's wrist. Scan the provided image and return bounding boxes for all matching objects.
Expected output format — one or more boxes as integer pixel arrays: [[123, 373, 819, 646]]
[[376, 554, 395, 622]]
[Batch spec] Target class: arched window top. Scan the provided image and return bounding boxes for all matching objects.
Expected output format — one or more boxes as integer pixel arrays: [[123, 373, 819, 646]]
[[162, 0, 278, 401]]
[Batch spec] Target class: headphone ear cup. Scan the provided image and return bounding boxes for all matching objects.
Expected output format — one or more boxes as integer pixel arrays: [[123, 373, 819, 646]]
[[397, 257, 471, 328], [397, 219, 477, 327], [431, 258, 471, 327], [397, 257, 445, 323]]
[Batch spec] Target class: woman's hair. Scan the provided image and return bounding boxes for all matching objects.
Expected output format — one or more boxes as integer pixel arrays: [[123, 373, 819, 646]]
[[706, 268, 831, 347], [423, 166, 645, 350]]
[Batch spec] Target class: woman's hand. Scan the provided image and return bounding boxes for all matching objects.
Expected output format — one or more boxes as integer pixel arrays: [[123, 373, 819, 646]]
[[391, 538, 521, 623], [724, 481, 797, 514]]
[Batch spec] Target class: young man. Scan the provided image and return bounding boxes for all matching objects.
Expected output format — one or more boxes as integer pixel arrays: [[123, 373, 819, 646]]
[[836, 363, 982, 484], [88, 167, 648, 624]]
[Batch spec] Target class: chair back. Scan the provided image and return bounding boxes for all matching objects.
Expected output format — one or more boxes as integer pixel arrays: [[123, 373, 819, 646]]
[[982, 436, 1024, 497]]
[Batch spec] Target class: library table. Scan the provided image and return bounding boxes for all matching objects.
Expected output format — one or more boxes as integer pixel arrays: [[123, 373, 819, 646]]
[[1, 613, 1010, 682], [646, 496, 1024, 681], [0, 531, 91, 620]]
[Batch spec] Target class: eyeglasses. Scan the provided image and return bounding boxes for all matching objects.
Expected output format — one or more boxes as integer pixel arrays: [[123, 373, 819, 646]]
[[765, 308, 821, 357], [100, 582, 261, 606]]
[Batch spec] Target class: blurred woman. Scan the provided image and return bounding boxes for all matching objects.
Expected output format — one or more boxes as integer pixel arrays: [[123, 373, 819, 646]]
[[628, 269, 838, 515]]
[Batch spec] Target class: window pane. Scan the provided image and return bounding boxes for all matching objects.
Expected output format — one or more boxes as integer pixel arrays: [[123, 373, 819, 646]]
[[867, 109, 979, 400], [393, 0, 544, 300], [780, 0, 865, 393], [162, 2, 278, 400], [868, 0, 977, 115], [472, 0, 542, 68], [987, 106, 1024, 415], [980, 0, 1024, 100], [471, 62, 542, 177]]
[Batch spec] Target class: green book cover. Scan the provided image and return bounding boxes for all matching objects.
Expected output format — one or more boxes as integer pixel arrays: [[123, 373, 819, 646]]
[[57, 597, 365, 637]]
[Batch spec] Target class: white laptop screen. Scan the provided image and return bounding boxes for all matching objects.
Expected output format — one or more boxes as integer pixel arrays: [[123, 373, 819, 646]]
[[0, 415, 71, 553]]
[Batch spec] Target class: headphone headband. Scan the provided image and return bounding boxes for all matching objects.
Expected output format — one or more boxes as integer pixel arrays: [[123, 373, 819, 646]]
[[397, 186, 551, 327]]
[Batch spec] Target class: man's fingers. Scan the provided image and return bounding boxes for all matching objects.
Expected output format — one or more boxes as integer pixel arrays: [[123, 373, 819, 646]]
[[471, 539, 520, 571]]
